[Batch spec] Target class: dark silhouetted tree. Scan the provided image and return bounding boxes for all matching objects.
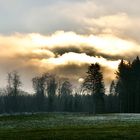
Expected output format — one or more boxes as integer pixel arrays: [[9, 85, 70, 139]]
[[60, 80, 72, 111], [116, 59, 131, 112], [105, 80, 119, 113], [6, 71, 22, 112], [83, 63, 105, 114], [116, 57, 140, 113], [46, 74, 57, 111], [32, 74, 47, 111], [131, 56, 140, 112]]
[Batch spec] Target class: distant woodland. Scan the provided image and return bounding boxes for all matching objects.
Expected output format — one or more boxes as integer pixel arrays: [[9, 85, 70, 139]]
[[0, 56, 140, 114]]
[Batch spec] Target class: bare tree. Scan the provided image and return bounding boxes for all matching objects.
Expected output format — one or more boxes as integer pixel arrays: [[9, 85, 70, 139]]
[[6, 71, 22, 112]]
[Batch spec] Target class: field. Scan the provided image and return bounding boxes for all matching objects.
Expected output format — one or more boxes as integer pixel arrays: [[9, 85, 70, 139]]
[[0, 113, 140, 139]]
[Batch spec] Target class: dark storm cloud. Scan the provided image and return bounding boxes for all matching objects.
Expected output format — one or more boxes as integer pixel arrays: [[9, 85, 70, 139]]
[[51, 63, 88, 78], [50, 46, 97, 57], [49, 46, 126, 61], [51, 46, 81, 56]]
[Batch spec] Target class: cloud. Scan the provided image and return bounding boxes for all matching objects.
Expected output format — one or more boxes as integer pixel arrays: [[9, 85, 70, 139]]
[[0, 31, 140, 92], [1, 0, 140, 37], [1, 31, 139, 60], [40, 52, 120, 89], [42, 52, 119, 69], [0, 0, 140, 93], [0, 0, 140, 46], [26, 31, 140, 57]]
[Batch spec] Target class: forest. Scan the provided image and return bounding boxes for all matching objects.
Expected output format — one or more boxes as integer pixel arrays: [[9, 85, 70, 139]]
[[0, 56, 140, 114]]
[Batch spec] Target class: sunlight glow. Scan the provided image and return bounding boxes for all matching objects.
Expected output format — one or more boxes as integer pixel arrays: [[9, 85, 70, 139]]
[[41, 52, 120, 71], [28, 31, 140, 57], [78, 78, 84, 83]]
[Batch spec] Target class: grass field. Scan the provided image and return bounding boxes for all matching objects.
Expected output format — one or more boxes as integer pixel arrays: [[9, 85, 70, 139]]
[[0, 113, 140, 139]]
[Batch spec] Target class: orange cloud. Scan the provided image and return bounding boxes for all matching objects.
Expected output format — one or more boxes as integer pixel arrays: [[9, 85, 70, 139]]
[[0, 31, 139, 92]]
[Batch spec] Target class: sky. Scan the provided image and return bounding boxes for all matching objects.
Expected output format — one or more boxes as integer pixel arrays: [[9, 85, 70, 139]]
[[0, 0, 140, 93]]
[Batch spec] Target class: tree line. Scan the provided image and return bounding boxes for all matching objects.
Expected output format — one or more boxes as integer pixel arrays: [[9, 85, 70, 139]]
[[111, 56, 140, 113], [0, 56, 140, 114]]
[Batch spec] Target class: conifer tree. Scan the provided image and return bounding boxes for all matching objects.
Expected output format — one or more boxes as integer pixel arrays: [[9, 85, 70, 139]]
[[83, 63, 105, 113]]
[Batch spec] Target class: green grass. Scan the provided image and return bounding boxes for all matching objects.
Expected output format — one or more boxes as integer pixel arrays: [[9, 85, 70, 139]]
[[0, 113, 140, 139]]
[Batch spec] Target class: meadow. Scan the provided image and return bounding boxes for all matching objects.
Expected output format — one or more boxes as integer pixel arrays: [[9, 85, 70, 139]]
[[0, 113, 140, 139]]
